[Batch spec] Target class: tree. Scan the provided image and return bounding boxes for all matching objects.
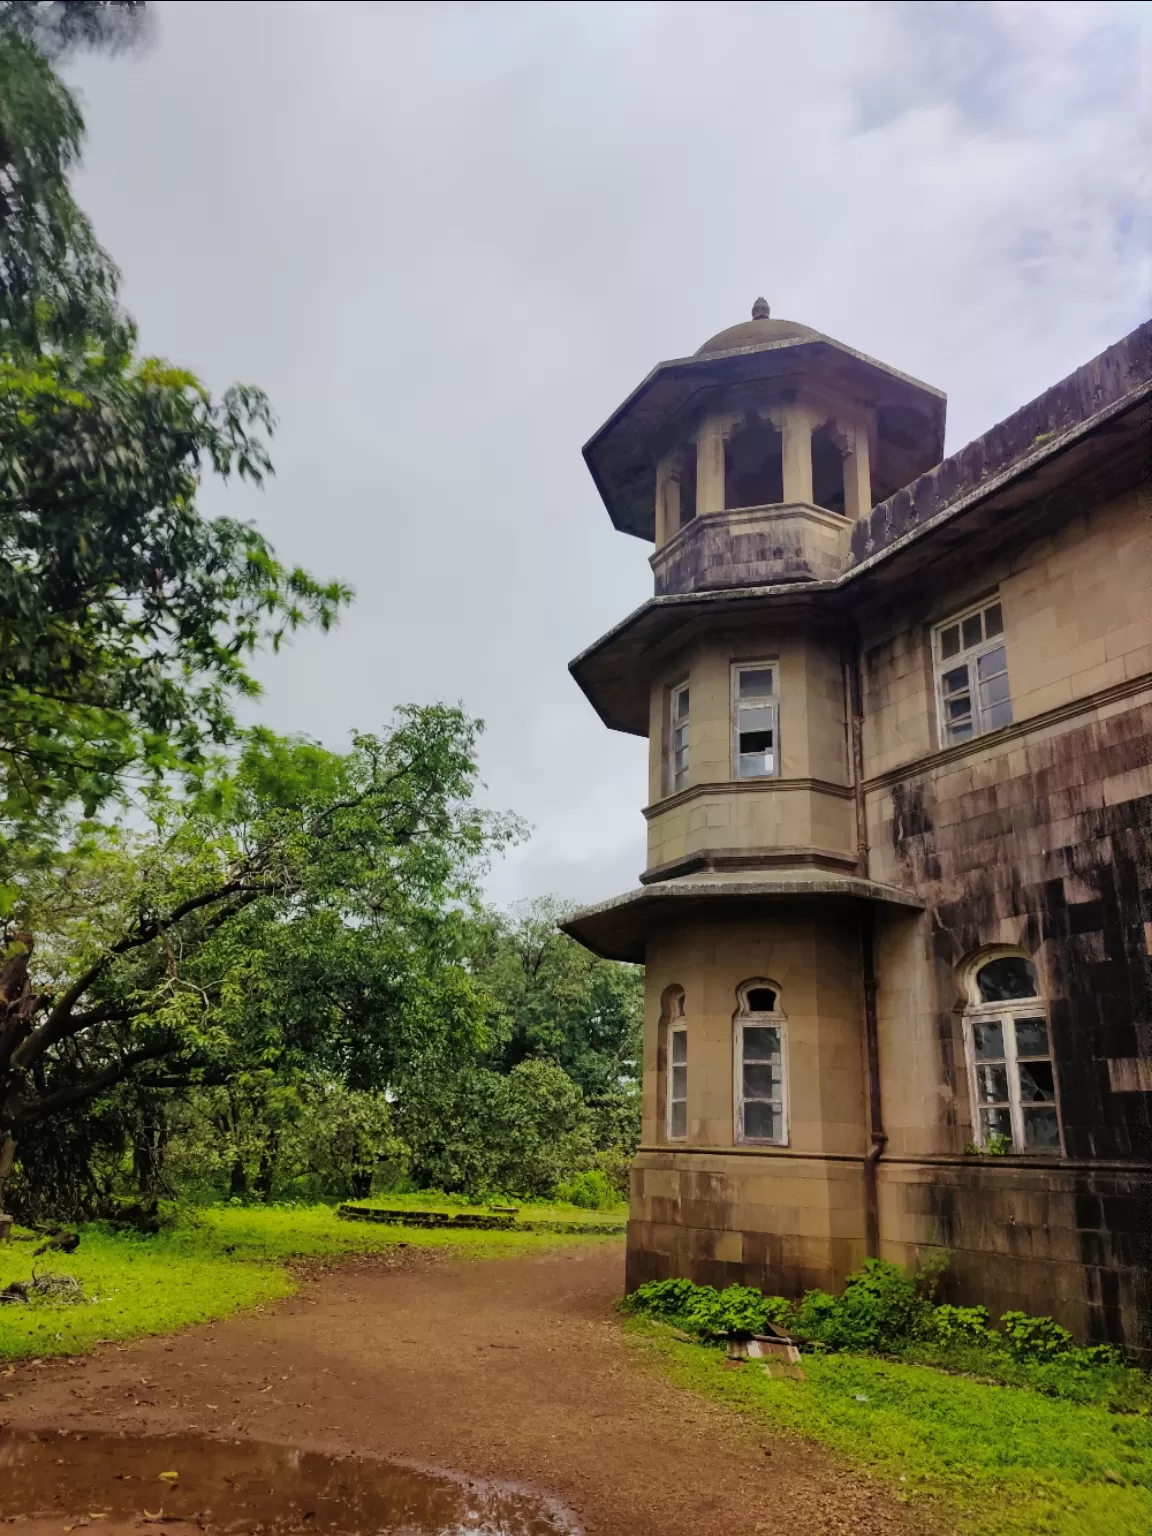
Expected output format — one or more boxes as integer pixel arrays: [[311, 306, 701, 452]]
[[0, 707, 522, 1217]]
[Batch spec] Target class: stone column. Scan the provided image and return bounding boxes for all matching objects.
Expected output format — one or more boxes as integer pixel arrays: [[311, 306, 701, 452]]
[[695, 416, 727, 514], [843, 427, 873, 520], [781, 406, 814, 505]]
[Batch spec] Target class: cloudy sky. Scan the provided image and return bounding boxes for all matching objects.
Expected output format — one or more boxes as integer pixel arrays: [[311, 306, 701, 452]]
[[67, 0, 1149, 907]]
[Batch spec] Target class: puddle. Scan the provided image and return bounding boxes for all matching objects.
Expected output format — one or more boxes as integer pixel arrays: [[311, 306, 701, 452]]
[[0, 1428, 579, 1534]]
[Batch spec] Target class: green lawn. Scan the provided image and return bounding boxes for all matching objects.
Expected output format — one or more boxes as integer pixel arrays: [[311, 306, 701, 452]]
[[0, 1202, 620, 1360], [350, 1191, 628, 1225], [626, 1319, 1152, 1536]]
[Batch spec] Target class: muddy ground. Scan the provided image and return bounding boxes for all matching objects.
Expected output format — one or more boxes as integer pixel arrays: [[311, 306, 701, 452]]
[[1, 1239, 928, 1535]]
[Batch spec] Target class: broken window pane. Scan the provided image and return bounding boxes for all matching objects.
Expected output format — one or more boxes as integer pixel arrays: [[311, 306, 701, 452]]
[[745, 988, 777, 1013], [1014, 1018, 1050, 1056], [984, 603, 1003, 637], [1017, 1059, 1055, 1102], [979, 1107, 1013, 1144], [972, 1020, 1005, 1059], [744, 1063, 782, 1098], [743, 1026, 781, 1059], [977, 957, 1037, 1002], [940, 624, 961, 659], [962, 613, 983, 649], [739, 668, 775, 698], [743, 1100, 779, 1140], [976, 1064, 1010, 1103], [1022, 1106, 1060, 1150]]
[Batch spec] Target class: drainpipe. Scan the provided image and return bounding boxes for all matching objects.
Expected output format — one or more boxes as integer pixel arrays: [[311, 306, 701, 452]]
[[845, 631, 887, 1259]]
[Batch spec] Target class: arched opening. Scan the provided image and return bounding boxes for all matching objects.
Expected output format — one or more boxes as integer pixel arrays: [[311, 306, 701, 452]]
[[724, 413, 783, 509], [733, 980, 787, 1145], [811, 422, 846, 514], [677, 445, 697, 528], [959, 949, 1060, 1154], [659, 986, 687, 1142]]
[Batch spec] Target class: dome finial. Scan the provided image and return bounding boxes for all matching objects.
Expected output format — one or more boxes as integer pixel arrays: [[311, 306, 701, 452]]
[[751, 296, 770, 320]]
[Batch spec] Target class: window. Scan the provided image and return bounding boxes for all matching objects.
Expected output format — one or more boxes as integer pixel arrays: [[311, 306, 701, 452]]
[[661, 986, 687, 1142], [962, 953, 1061, 1154], [724, 412, 783, 509], [934, 599, 1012, 746], [669, 681, 690, 793], [734, 982, 787, 1144], [731, 663, 778, 779]]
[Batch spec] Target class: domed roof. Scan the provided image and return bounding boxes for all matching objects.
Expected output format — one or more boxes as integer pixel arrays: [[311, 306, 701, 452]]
[[695, 297, 817, 357]]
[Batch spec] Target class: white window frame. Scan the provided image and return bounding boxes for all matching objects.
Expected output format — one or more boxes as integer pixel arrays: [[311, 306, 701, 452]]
[[667, 679, 691, 794], [730, 661, 780, 780], [733, 984, 788, 1146], [667, 1021, 688, 1142], [961, 955, 1062, 1155], [933, 598, 1012, 749]]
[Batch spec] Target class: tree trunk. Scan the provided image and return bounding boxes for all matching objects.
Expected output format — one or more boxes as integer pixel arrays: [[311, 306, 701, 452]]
[[0, 1130, 15, 1217]]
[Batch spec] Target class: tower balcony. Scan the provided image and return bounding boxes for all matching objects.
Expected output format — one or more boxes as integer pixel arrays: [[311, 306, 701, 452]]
[[650, 501, 850, 596]]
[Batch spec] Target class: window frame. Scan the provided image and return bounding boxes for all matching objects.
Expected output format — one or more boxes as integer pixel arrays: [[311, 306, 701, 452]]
[[733, 983, 788, 1147], [932, 598, 1012, 749], [961, 954, 1062, 1156], [667, 1019, 688, 1142], [730, 661, 780, 781], [667, 679, 691, 795]]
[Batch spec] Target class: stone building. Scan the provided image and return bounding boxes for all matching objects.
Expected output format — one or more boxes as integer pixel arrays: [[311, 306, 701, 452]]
[[563, 301, 1152, 1353]]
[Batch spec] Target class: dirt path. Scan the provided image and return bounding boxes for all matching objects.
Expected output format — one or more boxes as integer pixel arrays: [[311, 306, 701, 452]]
[[2, 1239, 926, 1535]]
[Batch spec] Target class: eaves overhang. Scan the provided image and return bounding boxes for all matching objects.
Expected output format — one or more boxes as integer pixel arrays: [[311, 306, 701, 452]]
[[584, 334, 947, 542], [561, 873, 925, 964]]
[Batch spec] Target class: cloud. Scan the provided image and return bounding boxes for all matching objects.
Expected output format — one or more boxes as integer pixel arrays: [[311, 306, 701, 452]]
[[65, 0, 1147, 907]]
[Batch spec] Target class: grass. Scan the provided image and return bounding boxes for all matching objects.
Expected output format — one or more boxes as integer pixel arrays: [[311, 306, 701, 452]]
[[351, 1190, 629, 1224], [625, 1317, 1152, 1536], [0, 1201, 621, 1361]]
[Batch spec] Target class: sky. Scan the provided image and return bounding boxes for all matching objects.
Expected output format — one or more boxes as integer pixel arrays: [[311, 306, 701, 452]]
[[66, 0, 1150, 908]]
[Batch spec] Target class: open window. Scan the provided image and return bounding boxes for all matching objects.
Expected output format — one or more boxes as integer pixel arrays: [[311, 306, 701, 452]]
[[724, 412, 783, 509], [961, 951, 1061, 1154], [731, 662, 779, 778], [811, 422, 846, 515], [660, 986, 687, 1142], [734, 981, 787, 1145]]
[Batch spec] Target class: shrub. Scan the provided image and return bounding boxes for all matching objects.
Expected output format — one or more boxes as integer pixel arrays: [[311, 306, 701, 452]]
[[999, 1310, 1074, 1361], [629, 1277, 701, 1319], [929, 1304, 996, 1347], [791, 1259, 929, 1352], [553, 1168, 621, 1210], [684, 1284, 772, 1338]]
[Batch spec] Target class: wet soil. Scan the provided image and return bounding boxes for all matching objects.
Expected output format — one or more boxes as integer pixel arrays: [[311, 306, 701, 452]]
[[0, 1427, 575, 1534], [0, 1241, 929, 1535]]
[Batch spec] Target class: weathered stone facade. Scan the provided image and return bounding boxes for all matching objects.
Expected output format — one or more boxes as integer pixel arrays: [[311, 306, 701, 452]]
[[564, 302, 1152, 1354]]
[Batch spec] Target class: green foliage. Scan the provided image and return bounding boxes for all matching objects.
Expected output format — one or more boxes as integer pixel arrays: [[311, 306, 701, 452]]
[[928, 1303, 993, 1345], [792, 1258, 929, 1352], [626, 1277, 792, 1336], [553, 1167, 620, 1210], [628, 1277, 700, 1319], [1000, 1309, 1074, 1361], [628, 1321, 1152, 1536]]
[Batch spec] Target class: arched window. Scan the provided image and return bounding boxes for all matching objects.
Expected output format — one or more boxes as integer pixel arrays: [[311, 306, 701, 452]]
[[660, 986, 688, 1142], [733, 981, 787, 1145], [811, 422, 846, 515], [960, 950, 1061, 1154], [724, 412, 783, 509]]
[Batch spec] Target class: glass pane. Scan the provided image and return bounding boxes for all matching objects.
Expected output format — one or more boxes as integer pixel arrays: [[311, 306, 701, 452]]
[[1014, 1018, 1050, 1056], [738, 751, 775, 778], [670, 1099, 687, 1139], [972, 1020, 1005, 1060], [962, 614, 983, 649], [977, 957, 1037, 1002], [947, 720, 974, 743], [738, 705, 775, 732], [675, 688, 690, 719], [739, 729, 774, 752], [1017, 1059, 1055, 1103], [744, 1063, 782, 1098], [976, 1063, 1010, 1103], [979, 1107, 1013, 1145], [942, 665, 970, 695], [745, 988, 777, 1013], [743, 1100, 779, 1140], [984, 698, 1013, 730], [671, 1030, 687, 1065], [980, 671, 1011, 706], [947, 695, 972, 720], [743, 1027, 780, 1060], [1022, 1107, 1060, 1150], [671, 1064, 687, 1100], [977, 645, 1007, 681], [739, 668, 775, 698], [674, 723, 689, 751], [940, 624, 960, 659], [984, 603, 1003, 637]]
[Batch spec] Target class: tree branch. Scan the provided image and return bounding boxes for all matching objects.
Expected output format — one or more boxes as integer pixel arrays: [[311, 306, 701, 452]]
[[11, 1043, 172, 1127]]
